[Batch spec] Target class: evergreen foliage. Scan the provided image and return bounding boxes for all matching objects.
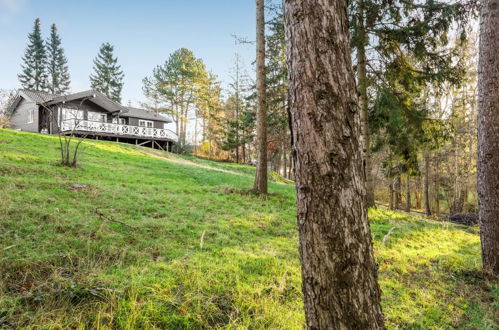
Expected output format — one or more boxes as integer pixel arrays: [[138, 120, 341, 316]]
[[349, 0, 472, 176], [90, 42, 124, 102], [46, 24, 71, 95], [18, 18, 48, 91], [143, 48, 210, 146]]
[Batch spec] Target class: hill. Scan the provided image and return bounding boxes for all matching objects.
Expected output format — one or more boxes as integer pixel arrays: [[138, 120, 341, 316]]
[[0, 129, 497, 329]]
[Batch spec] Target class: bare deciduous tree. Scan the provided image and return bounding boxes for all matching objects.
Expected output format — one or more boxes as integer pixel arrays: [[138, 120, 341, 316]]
[[40, 96, 92, 167]]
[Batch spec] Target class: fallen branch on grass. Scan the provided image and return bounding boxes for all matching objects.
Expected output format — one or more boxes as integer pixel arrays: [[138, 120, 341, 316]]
[[382, 227, 397, 246], [95, 209, 139, 230]]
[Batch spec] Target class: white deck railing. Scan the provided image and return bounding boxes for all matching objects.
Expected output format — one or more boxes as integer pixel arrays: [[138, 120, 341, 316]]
[[61, 120, 178, 142]]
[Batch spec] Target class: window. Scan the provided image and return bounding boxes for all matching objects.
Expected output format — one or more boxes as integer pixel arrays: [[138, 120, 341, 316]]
[[61, 108, 84, 121], [139, 120, 153, 128], [113, 118, 127, 125], [88, 111, 107, 122], [27, 109, 35, 124]]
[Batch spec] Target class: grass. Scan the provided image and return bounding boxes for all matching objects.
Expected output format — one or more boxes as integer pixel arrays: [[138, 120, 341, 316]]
[[0, 129, 497, 329]]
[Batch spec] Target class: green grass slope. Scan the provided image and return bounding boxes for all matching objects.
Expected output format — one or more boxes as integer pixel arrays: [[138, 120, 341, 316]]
[[0, 129, 497, 329]]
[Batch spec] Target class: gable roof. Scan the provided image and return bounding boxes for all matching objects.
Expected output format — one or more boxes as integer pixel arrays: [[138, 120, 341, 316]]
[[44, 90, 122, 113], [121, 107, 171, 123], [19, 89, 59, 103], [6, 90, 55, 114], [10, 89, 172, 123]]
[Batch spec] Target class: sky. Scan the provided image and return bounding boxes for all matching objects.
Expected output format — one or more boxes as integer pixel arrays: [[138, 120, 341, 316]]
[[0, 0, 257, 106]]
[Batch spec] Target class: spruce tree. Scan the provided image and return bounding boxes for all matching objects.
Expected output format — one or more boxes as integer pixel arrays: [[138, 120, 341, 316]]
[[47, 24, 71, 95], [18, 18, 48, 91], [90, 42, 124, 102]]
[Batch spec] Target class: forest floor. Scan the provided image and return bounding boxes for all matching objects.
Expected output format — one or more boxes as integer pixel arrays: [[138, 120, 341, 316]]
[[0, 129, 497, 329]]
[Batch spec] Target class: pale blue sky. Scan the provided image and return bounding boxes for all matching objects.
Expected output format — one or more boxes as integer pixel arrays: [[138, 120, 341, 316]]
[[0, 0, 257, 106]]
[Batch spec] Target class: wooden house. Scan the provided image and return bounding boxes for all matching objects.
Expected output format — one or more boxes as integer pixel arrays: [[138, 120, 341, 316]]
[[8, 89, 177, 150]]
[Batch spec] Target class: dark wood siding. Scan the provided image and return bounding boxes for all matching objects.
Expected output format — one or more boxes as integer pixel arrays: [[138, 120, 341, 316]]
[[9, 99, 39, 132], [62, 100, 114, 122], [126, 117, 166, 129]]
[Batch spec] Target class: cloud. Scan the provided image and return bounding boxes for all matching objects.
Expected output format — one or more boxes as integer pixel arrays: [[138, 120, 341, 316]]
[[0, 0, 26, 13], [0, 0, 26, 24]]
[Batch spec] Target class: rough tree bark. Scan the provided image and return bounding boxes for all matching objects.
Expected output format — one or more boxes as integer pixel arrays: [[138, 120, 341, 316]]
[[478, 0, 499, 275], [284, 1, 385, 328], [253, 0, 268, 194], [356, 0, 375, 208]]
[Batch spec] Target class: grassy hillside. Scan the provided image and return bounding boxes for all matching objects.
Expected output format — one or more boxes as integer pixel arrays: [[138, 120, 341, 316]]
[[0, 129, 497, 329]]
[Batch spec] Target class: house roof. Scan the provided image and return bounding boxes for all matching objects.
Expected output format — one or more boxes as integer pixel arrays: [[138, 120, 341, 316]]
[[11, 89, 172, 123], [19, 89, 59, 103], [121, 107, 171, 123], [6, 90, 55, 114], [44, 90, 124, 113]]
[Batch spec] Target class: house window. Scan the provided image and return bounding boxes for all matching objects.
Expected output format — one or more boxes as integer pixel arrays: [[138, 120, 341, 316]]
[[88, 111, 107, 122], [27, 109, 35, 123], [112, 118, 126, 125], [61, 108, 84, 121], [139, 120, 153, 128]]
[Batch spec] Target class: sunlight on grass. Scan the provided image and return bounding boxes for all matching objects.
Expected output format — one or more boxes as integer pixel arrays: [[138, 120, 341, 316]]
[[0, 129, 496, 329]]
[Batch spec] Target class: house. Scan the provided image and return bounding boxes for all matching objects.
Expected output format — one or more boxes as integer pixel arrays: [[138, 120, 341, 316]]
[[7, 89, 177, 151]]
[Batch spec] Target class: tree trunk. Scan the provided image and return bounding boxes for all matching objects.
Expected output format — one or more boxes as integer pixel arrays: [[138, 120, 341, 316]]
[[242, 143, 246, 164], [434, 158, 440, 216], [395, 175, 401, 210], [194, 115, 198, 153], [284, 1, 384, 328], [356, 0, 375, 208], [456, 187, 467, 214], [253, 0, 268, 194], [389, 181, 394, 210], [478, 0, 499, 275], [415, 175, 422, 209], [405, 176, 411, 212], [424, 151, 431, 216], [283, 144, 288, 177]]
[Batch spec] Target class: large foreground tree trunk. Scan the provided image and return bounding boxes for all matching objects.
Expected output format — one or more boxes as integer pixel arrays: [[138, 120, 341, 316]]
[[284, 1, 384, 328], [478, 0, 499, 275], [253, 0, 268, 194]]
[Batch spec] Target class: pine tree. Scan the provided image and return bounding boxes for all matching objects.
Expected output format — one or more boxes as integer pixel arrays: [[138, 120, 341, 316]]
[[349, 0, 470, 206], [253, 0, 268, 194], [90, 42, 124, 102], [478, 0, 499, 275], [18, 18, 48, 91], [47, 24, 71, 95], [284, 0, 384, 326]]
